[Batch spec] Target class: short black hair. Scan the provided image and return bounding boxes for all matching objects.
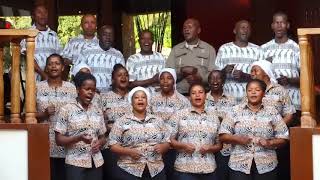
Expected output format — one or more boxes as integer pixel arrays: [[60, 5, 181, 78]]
[[188, 82, 206, 95], [138, 29, 154, 40], [208, 70, 226, 84], [273, 11, 288, 22], [74, 71, 96, 88], [111, 64, 127, 79], [246, 79, 267, 92], [98, 25, 113, 36], [45, 53, 64, 66]]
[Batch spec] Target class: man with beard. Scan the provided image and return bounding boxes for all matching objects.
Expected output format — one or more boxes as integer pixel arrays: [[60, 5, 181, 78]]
[[20, 4, 62, 81], [61, 14, 98, 67], [261, 12, 301, 180], [166, 18, 216, 95], [126, 30, 165, 94], [215, 20, 261, 102], [77, 25, 125, 93]]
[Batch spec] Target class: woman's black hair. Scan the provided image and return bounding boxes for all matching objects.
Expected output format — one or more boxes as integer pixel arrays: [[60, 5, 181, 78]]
[[188, 82, 206, 95], [45, 53, 64, 67], [208, 70, 226, 84], [74, 71, 96, 88], [111, 64, 127, 79], [246, 79, 267, 92]]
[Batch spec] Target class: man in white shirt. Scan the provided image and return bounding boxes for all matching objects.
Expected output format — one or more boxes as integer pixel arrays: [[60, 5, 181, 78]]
[[126, 30, 165, 94], [215, 20, 261, 102], [20, 5, 62, 81], [61, 14, 98, 66], [78, 25, 125, 93]]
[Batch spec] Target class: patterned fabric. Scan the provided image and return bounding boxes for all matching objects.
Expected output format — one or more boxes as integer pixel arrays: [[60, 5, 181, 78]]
[[78, 45, 125, 93], [108, 113, 169, 177], [150, 91, 190, 121], [20, 25, 62, 81], [219, 103, 289, 174], [126, 52, 165, 94], [261, 39, 301, 110], [264, 82, 296, 117], [215, 42, 262, 102], [54, 102, 107, 168], [100, 91, 130, 124], [36, 81, 77, 158], [205, 92, 236, 156], [61, 35, 99, 65], [168, 108, 220, 174]]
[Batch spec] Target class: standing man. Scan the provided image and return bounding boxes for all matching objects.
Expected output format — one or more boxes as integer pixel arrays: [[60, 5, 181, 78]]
[[215, 20, 261, 102], [78, 25, 125, 93], [126, 30, 165, 94], [166, 18, 216, 95], [20, 4, 62, 81], [61, 14, 98, 67], [261, 12, 300, 113], [261, 12, 300, 180]]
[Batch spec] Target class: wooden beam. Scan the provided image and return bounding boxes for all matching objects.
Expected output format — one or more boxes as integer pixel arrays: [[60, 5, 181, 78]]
[[0, 47, 4, 123]]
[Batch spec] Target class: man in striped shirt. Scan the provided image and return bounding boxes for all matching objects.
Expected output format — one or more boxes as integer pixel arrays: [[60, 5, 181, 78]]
[[78, 25, 125, 93], [261, 12, 301, 111], [61, 14, 98, 67], [20, 5, 62, 81], [215, 20, 261, 102], [126, 30, 165, 94]]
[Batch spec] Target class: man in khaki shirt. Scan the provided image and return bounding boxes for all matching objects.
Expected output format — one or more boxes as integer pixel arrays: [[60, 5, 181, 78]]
[[166, 18, 216, 95]]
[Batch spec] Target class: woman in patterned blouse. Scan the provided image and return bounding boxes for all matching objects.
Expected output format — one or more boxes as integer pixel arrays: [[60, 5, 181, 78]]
[[206, 70, 236, 180], [36, 54, 77, 180], [149, 68, 190, 179], [219, 79, 289, 180], [250, 59, 295, 125], [109, 87, 170, 180], [169, 83, 222, 180], [55, 73, 107, 180], [100, 64, 131, 179]]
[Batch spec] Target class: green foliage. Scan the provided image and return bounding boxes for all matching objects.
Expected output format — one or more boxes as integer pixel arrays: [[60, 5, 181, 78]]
[[5, 16, 32, 29], [57, 16, 82, 46], [134, 12, 172, 52]]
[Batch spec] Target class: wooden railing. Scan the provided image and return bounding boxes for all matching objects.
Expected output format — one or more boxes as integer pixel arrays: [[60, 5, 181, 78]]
[[0, 29, 38, 124], [298, 28, 320, 128]]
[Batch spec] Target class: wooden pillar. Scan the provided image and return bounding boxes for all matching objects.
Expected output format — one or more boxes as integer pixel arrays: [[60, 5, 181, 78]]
[[121, 13, 135, 60], [0, 47, 4, 123], [299, 34, 316, 127], [10, 42, 21, 123], [25, 37, 37, 124]]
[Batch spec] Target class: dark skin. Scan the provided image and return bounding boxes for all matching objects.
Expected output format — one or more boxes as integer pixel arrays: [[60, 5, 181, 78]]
[[36, 56, 64, 122], [209, 71, 224, 101], [170, 85, 222, 155], [160, 72, 175, 97], [178, 19, 203, 85], [271, 14, 300, 87], [55, 79, 106, 153], [98, 25, 114, 51], [223, 20, 252, 82], [32, 5, 49, 80], [250, 65, 293, 125], [129, 31, 159, 89], [110, 91, 170, 160], [219, 82, 287, 149]]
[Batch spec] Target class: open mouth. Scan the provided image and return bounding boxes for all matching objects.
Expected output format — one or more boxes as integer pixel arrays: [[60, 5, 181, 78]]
[[212, 83, 219, 88]]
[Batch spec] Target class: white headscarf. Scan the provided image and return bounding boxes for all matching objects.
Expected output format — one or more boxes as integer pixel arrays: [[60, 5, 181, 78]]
[[71, 62, 91, 76], [250, 60, 277, 84], [159, 68, 177, 89], [128, 86, 151, 104]]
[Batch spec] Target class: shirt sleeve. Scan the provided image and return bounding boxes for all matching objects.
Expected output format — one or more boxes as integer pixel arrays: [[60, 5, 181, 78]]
[[281, 89, 296, 116], [166, 48, 177, 72], [219, 113, 235, 135], [126, 56, 136, 82], [20, 39, 26, 55], [272, 113, 290, 140], [166, 112, 180, 138], [98, 114, 107, 136], [214, 47, 224, 70], [54, 106, 69, 135], [61, 40, 74, 61], [203, 45, 217, 83], [108, 119, 124, 146]]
